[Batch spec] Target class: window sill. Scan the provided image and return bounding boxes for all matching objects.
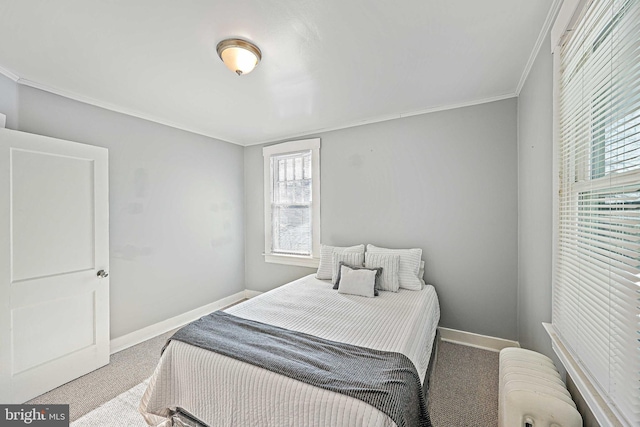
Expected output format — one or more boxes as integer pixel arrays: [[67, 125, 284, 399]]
[[543, 323, 627, 427], [264, 253, 319, 269]]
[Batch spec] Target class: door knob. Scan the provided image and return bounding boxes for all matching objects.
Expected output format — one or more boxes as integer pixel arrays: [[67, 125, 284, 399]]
[[97, 270, 109, 278]]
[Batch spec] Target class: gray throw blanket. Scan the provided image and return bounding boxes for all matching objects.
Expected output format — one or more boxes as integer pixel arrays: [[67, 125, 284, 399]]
[[165, 311, 431, 427]]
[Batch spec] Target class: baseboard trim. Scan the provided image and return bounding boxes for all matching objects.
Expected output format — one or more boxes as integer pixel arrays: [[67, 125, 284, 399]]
[[112, 293, 515, 356], [244, 289, 263, 298], [110, 290, 258, 354], [438, 327, 520, 352]]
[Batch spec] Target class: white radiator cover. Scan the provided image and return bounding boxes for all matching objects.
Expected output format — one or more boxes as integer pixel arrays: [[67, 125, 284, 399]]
[[499, 348, 582, 427]]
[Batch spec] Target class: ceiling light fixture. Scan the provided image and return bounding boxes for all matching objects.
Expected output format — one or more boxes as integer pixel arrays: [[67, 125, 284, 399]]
[[216, 38, 262, 76]]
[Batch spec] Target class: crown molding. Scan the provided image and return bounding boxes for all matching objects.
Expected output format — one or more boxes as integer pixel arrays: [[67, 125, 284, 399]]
[[5, 67, 517, 147], [399, 93, 516, 119], [15, 77, 245, 146], [515, 0, 563, 95], [0, 64, 19, 82], [245, 93, 518, 147]]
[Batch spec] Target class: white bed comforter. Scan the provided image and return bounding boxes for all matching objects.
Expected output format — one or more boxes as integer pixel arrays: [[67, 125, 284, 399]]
[[140, 274, 440, 427]]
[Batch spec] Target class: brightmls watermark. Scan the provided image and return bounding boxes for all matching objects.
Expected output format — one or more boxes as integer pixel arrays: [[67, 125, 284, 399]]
[[0, 405, 68, 426]]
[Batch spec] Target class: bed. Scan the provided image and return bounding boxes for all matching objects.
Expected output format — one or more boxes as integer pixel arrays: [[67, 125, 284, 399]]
[[139, 273, 440, 427]]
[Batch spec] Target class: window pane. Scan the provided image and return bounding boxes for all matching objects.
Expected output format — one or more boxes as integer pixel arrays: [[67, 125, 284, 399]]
[[286, 158, 294, 181], [278, 159, 285, 181], [270, 150, 313, 255], [271, 205, 311, 255], [304, 155, 311, 179], [295, 157, 303, 180]]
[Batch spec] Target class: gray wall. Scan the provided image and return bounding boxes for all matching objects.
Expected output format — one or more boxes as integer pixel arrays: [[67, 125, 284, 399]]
[[14, 85, 245, 339], [0, 73, 18, 129], [246, 99, 519, 340], [516, 35, 554, 358], [0, 58, 552, 347]]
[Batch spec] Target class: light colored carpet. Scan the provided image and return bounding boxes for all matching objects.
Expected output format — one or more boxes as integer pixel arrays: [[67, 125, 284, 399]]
[[26, 329, 175, 422], [26, 301, 247, 422], [48, 336, 499, 427], [71, 379, 149, 427]]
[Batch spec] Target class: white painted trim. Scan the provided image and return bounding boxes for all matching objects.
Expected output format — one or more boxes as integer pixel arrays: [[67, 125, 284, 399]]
[[264, 254, 320, 268], [515, 0, 563, 95], [551, 0, 589, 53], [438, 327, 520, 352], [544, 323, 627, 427], [1, 64, 518, 148], [0, 65, 19, 82], [16, 78, 243, 146], [263, 138, 321, 266], [263, 137, 320, 156], [244, 289, 263, 299], [0, 114, 5, 129], [247, 94, 517, 147], [396, 94, 515, 119], [110, 290, 251, 354]]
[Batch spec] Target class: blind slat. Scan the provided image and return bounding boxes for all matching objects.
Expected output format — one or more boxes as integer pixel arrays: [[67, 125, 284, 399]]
[[554, 0, 640, 424]]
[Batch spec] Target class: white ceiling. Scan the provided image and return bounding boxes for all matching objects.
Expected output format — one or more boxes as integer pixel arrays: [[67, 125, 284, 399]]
[[0, 0, 556, 146]]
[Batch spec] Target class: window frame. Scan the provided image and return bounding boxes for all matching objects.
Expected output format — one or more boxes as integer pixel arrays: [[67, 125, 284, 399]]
[[263, 138, 320, 268], [548, 0, 639, 425]]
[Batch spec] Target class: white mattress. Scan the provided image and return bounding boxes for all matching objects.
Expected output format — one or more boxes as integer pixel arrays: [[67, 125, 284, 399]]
[[140, 274, 440, 427]]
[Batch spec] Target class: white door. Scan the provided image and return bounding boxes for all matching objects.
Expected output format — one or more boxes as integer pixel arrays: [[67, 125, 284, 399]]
[[0, 128, 109, 403]]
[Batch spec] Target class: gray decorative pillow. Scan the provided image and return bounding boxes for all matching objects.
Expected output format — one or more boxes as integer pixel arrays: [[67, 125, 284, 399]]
[[331, 251, 364, 285], [365, 252, 400, 292], [333, 261, 382, 296], [336, 265, 378, 298], [316, 244, 365, 280]]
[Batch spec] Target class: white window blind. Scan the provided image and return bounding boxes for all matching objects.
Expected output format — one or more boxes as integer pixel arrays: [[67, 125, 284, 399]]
[[263, 138, 320, 267], [554, 0, 640, 424]]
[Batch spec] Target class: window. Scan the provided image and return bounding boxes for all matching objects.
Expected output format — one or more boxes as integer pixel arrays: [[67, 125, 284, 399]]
[[263, 138, 320, 267], [551, 0, 640, 425]]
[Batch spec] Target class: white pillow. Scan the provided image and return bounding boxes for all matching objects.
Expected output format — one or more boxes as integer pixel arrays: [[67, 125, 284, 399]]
[[366, 244, 422, 290], [316, 244, 364, 280], [365, 252, 400, 292], [418, 260, 425, 288], [332, 251, 365, 284], [337, 265, 377, 298], [333, 262, 382, 296]]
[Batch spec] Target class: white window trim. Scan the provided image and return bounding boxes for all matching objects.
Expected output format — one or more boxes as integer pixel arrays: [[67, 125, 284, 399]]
[[549, 2, 631, 426], [263, 138, 320, 268], [544, 324, 625, 427]]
